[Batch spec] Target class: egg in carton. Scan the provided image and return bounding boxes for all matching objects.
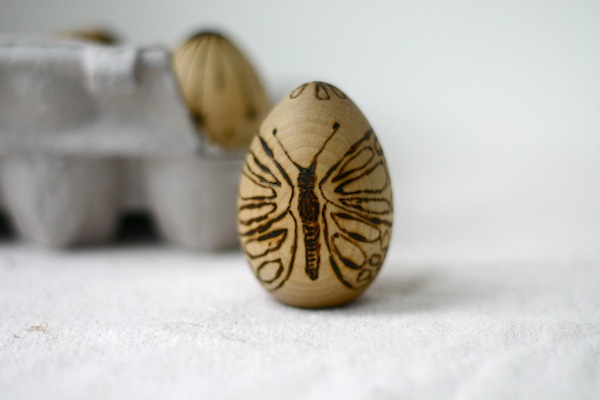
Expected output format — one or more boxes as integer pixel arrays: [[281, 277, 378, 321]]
[[0, 32, 269, 249]]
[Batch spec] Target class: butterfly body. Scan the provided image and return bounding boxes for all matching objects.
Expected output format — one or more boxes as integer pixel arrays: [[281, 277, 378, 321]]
[[297, 162, 321, 280], [238, 82, 393, 308]]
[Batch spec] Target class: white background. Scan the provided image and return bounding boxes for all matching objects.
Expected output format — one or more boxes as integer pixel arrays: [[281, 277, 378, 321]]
[[2, 0, 599, 261]]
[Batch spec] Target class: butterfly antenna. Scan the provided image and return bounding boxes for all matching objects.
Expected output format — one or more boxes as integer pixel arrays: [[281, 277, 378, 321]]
[[311, 122, 340, 163], [271, 127, 305, 171]]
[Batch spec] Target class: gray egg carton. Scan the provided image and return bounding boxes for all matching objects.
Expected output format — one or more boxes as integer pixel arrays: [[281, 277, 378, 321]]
[[0, 36, 243, 249]]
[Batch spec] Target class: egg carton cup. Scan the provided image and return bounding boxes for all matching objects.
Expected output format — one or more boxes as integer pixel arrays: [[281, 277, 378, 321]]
[[0, 36, 244, 250]]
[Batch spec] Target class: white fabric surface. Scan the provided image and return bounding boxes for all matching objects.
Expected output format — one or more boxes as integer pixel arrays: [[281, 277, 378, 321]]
[[1, 243, 599, 399]]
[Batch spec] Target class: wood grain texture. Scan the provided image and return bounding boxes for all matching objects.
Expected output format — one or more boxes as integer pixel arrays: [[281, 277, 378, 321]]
[[238, 82, 393, 308], [173, 31, 270, 149]]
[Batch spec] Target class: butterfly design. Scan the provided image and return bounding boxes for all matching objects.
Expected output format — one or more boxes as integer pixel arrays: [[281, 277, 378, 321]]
[[238, 86, 393, 292]]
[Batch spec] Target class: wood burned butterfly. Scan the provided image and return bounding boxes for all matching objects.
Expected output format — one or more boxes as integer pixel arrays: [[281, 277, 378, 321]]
[[238, 82, 393, 295]]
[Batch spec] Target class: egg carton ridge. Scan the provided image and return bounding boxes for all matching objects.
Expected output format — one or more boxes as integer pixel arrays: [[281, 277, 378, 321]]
[[0, 36, 242, 249]]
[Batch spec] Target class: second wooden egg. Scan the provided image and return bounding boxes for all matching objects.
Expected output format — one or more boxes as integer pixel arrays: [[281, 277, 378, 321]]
[[173, 31, 270, 149]]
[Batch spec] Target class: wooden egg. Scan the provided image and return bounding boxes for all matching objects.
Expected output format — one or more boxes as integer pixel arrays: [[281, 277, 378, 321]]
[[55, 27, 119, 44], [238, 82, 393, 308], [173, 31, 270, 149]]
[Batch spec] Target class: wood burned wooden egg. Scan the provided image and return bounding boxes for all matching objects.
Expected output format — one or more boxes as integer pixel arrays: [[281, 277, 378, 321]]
[[238, 82, 393, 308], [173, 31, 270, 149], [55, 27, 119, 44]]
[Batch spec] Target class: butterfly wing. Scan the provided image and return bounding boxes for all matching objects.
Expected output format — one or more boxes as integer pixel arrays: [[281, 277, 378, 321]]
[[239, 136, 297, 291], [319, 129, 393, 289]]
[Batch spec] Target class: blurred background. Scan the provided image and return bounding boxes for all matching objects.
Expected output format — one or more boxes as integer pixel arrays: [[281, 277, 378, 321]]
[[1, 0, 599, 262]]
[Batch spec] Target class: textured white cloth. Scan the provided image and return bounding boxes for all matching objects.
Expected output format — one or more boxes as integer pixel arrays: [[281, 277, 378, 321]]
[[1, 243, 599, 400]]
